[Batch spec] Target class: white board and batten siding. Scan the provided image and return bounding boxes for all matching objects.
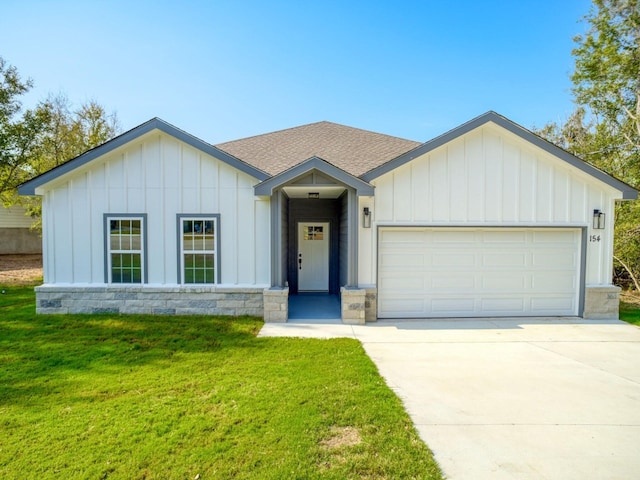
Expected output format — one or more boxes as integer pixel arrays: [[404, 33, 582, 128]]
[[40, 131, 270, 286], [358, 123, 621, 318]]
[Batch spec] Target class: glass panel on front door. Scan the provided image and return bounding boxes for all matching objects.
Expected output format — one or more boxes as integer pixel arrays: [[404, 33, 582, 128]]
[[304, 226, 324, 240]]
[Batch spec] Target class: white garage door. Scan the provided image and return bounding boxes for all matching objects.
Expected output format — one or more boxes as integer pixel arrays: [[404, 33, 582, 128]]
[[378, 228, 582, 318]]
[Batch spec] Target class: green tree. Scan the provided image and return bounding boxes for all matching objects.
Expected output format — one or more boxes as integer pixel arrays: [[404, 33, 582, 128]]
[[17, 94, 120, 227], [0, 57, 51, 204], [538, 0, 640, 291], [572, 0, 640, 183], [0, 57, 119, 226], [36, 93, 119, 173]]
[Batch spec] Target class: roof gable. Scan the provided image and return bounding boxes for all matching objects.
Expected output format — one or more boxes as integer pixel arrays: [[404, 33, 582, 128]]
[[216, 121, 421, 177], [18, 118, 269, 195], [254, 156, 375, 196], [361, 111, 637, 199]]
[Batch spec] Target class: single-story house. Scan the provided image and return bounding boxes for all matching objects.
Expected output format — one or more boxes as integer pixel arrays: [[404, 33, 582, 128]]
[[0, 204, 41, 254], [18, 111, 638, 322]]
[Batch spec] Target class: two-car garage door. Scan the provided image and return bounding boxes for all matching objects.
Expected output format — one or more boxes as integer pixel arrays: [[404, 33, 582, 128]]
[[378, 228, 583, 318]]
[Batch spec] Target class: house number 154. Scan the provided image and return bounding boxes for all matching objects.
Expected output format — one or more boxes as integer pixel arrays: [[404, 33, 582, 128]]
[[589, 235, 601, 242]]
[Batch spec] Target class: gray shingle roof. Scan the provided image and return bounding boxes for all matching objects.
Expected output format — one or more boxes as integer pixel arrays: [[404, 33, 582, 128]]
[[215, 121, 422, 177]]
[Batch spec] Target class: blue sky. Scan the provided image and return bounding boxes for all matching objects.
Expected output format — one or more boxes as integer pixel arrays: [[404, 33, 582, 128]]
[[1, 0, 592, 144]]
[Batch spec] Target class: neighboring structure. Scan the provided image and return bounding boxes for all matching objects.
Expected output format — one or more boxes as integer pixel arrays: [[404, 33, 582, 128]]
[[0, 205, 41, 254], [18, 112, 638, 320]]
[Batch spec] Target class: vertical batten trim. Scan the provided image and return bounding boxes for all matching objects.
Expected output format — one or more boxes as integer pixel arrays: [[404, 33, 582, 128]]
[[68, 180, 74, 283], [160, 135, 166, 283], [87, 171, 93, 282], [123, 152, 128, 210]]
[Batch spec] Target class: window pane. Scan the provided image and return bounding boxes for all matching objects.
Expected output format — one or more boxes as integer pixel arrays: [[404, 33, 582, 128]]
[[121, 270, 132, 283], [181, 218, 216, 284], [108, 217, 144, 284], [120, 254, 132, 268], [184, 269, 195, 283], [184, 253, 215, 284], [131, 268, 142, 283], [111, 253, 142, 284]]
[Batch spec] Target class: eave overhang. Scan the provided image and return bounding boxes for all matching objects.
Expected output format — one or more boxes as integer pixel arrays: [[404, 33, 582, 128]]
[[18, 118, 270, 196], [362, 111, 638, 200]]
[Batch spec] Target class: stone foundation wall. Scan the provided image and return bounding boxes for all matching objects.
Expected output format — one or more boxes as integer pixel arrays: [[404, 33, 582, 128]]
[[583, 285, 621, 319], [363, 288, 377, 322], [35, 285, 264, 316], [263, 287, 289, 323], [340, 287, 365, 325]]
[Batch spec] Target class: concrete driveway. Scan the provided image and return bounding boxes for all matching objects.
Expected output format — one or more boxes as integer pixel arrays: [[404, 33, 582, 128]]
[[259, 318, 640, 479]]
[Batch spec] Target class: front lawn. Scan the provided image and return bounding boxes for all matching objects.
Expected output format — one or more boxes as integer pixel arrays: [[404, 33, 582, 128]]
[[0, 286, 442, 479], [620, 295, 640, 326]]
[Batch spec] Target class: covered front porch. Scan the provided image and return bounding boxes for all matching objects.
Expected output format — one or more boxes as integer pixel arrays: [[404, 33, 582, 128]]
[[255, 156, 376, 323]]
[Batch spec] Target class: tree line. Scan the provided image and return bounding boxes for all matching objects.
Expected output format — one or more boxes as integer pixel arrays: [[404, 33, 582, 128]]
[[0, 56, 119, 225], [535, 0, 639, 291], [0, 0, 638, 291]]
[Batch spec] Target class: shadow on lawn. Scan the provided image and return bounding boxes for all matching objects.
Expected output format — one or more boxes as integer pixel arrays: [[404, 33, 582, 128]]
[[0, 286, 264, 405]]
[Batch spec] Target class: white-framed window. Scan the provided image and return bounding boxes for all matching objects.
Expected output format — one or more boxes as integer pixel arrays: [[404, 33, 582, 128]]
[[178, 215, 220, 284], [104, 214, 147, 284]]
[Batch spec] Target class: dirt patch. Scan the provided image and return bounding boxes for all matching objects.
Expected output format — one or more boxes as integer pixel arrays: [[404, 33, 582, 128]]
[[0, 254, 43, 285], [320, 426, 362, 450]]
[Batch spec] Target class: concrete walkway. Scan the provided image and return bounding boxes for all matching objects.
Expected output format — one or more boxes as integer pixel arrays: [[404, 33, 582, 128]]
[[259, 317, 640, 480]]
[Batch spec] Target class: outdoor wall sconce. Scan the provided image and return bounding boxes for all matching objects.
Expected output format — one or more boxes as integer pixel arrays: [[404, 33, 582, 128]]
[[363, 207, 371, 228], [308, 192, 320, 199], [593, 209, 605, 229]]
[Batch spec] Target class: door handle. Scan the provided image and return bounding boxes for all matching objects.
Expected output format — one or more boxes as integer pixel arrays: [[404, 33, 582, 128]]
[[298, 254, 302, 270]]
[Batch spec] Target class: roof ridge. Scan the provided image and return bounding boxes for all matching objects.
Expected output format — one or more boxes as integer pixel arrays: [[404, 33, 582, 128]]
[[318, 121, 421, 144], [216, 121, 330, 146], [216, 120, 420, 146]]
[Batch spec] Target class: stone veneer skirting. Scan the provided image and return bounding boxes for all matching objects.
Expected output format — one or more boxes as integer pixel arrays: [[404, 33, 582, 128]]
[[583, 285, 621, 319], [263, 287, 289, 323], [35, 285, 265, 316], [34, 284, 618, 320]]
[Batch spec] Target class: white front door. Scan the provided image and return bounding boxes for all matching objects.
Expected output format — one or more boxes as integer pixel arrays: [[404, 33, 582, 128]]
[[298, 222, 329, 291]]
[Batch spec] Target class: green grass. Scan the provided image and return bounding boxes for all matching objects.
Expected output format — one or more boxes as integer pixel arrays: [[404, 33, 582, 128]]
[[0, 286, 442, 480], [620, 300, 640, 326]]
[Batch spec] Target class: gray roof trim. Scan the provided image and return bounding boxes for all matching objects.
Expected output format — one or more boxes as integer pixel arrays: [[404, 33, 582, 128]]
[[254, 156, 375, 196], [18, 118, 270, 195], [361, 111, 638, 200]]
